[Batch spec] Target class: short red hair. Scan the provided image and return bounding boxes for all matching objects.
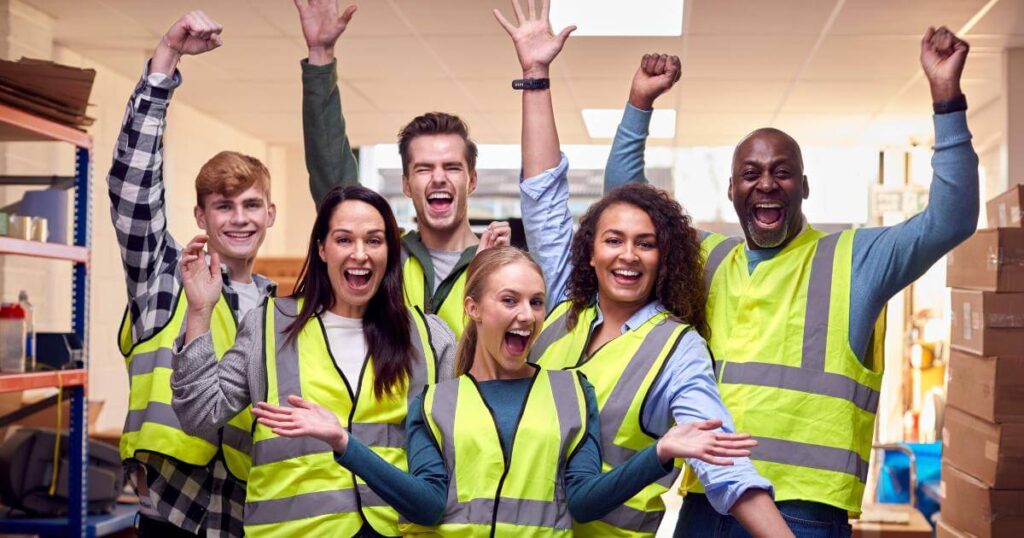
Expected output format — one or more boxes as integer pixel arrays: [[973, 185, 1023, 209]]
[[195, 151, 271, 206]]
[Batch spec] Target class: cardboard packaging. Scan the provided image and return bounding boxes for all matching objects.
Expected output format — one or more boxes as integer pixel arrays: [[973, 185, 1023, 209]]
[[941, 463, 1024, 538], [947, 350, 1024, 423], [987, 185, 1024, 228], [949, 289, 1024, 357], [0, 391, 103, 442], [936, 519, 978, 538], [947, 228, 1024, 292], [943, 406, 1024, 489]]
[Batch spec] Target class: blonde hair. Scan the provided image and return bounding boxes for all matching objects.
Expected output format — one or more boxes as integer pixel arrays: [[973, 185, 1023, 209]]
[[455, 246, 545, 376], [195, 151, 271, 206]]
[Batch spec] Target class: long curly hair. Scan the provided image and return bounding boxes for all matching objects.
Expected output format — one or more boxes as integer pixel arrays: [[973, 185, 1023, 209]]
[[565, 183, 709, 338]]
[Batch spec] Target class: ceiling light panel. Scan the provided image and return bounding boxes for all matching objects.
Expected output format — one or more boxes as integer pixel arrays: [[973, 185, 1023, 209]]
[[550, 0, 684, 37]]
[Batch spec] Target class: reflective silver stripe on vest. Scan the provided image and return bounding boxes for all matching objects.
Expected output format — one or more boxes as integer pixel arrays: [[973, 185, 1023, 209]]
[[356, 483, 391, 508], [430, 381, 460, 490], [351, 422, 405, 448], [751, 436, 869, 481], [598, 319, 685, 468], [408, 309, 430, 400], [273, 298, 304, 401], [703, 236, 742, 293], [222, 423, 252, 455], [128, 348, 175, 377], [718, 361, 879, 413], [441, 496, 573, 529], [253, 436, 331, 466], [528, 305, 571, 364], [244, 489, 359, 526], [599, 503, 663, 534], [548, 370, 583, 467], [802, 233, 840, 371], [123, 402, 218, 446]]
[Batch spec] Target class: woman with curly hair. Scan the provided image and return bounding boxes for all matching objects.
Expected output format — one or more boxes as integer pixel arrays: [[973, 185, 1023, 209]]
[[504, 1, 791, 536]]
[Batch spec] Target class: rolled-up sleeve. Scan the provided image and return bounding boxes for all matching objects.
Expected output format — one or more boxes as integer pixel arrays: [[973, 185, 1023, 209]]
[[520, 154, 574, 311], [642, 330, 774, 514]]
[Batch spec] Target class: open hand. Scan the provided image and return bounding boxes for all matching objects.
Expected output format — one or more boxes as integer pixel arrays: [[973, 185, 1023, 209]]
[[478, 221, 512, 252], [294, 0, 357, 65], [179, 235, 222, 314], [252, 395, 349, 453], [920, 26, 968, 102], [494, 0, 576, 78], [656, 419, 757, 465], [629, 53, 682, 111]]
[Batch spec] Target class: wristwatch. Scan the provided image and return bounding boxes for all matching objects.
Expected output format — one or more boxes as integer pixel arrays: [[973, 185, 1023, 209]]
[[512, 78, 550, 90]]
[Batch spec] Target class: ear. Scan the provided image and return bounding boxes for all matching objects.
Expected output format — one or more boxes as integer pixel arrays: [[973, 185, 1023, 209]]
[[802, 175, 810, 199], [727, 176, 734, 202], [194, 205, 208, 230], [401, 174, 412, 198], [464, 295, 481, 322], [467, 169, 478, 195], [318, 240, 326, 263], [266, 202, 277, 227]]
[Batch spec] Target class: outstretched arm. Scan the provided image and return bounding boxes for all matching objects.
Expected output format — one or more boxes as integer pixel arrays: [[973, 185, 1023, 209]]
[[604, 53, 681, 191], [295, 0, 361, 205]]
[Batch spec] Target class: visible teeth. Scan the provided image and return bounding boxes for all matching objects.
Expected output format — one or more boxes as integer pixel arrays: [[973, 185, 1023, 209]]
[[225, 231, 253, 238], [613, 270, 640, 277], [427, 192, 453, 201], [754, 203, 782, 209], [346, 269, 370, 275], [508, 329, 531, 337]]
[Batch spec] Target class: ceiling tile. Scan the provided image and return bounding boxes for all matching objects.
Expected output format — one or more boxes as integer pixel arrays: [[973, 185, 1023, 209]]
[[675, 79, 790, 112], [801, 35, 921, 81], [683, 35, 816, 80], [334, 37, 447, 80], [782, 80, 909, 114], [687, 0, 838, 36], [830, 0, 988, 36]]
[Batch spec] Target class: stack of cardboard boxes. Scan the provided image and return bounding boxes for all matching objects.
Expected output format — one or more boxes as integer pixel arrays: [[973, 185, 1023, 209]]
[[939, 185, 1024, 538]]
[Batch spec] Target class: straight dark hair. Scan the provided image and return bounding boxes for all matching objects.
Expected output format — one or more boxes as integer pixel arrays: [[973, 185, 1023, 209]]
[[286, 185, 414, 400]]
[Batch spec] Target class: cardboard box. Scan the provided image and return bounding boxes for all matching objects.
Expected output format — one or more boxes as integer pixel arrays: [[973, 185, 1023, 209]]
[[0, 391, 103, 442], [949, 289, 1024, 357], [947, 228, 1024, 292], [948, 350, 1024, 423], [943, 406, 1024, 489], [941, 462, 1024, 538], [936, 519, 979, 538], [987, 185, 1024, 228]]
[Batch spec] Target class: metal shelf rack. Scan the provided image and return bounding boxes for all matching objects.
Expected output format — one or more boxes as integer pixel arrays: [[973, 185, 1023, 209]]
[[0, 101, 132, 536]]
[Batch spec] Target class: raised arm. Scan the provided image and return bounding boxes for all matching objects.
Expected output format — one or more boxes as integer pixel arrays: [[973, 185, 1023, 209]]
[[497, 0, 577, 306], [295, 0, 360, 205], [604, 54, 681, 191], [107, 11, 222, 342], [850, 27, 978, 358]]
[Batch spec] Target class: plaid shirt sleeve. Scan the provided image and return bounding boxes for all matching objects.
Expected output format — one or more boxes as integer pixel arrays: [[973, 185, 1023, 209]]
[[106, 65, 184, 344]]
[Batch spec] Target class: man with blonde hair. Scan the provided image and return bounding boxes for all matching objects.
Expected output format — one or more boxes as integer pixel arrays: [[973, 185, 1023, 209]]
[[106, 11, 275, 537]]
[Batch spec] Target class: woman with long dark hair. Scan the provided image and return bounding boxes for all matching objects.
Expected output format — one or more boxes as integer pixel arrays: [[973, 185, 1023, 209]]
[[171, 185, 456, 537], [501, 1, 793, 536], [248, 246, 756, 537]]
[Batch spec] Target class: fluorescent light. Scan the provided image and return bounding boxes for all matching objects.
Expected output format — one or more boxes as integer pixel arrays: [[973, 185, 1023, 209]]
[[550, 0, 684, 37], [582, 109, 676, 139]]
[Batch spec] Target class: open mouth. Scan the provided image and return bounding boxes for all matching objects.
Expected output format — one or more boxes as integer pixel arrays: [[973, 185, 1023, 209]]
[[223, 231, 256, 241], [751, 202, 785, 229], [503, 328, 531, 356], [611, 269, 642, 286], [426, 192, 454, 214], [343, 268, 372, 290]]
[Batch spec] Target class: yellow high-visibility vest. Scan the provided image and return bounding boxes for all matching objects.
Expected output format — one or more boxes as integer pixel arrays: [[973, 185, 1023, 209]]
[[680, 228, 886, 512], [402, 368, 587, 537], [531, 302, 691, 537], [403, 254, 468, 339], [118, 290, 253, 480], [244, 297, 437, 537]]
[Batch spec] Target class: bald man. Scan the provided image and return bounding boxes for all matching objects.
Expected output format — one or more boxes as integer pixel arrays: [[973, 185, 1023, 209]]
[[603, 28, 977, 537]]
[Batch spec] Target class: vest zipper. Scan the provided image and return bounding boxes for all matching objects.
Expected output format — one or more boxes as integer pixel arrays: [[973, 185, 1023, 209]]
[[466, 368, 540, 538]]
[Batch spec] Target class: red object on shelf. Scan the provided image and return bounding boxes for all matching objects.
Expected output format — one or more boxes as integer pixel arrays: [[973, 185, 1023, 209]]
[[0, 102, 91, 148], [0, 369, 86, 393], [0, 236, 89, 263]]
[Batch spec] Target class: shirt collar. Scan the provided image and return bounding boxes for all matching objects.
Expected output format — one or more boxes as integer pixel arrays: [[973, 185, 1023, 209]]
[[593, 299, 666, 335]]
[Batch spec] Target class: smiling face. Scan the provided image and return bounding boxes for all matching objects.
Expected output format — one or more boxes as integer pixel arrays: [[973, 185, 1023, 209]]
[[317, 200, 389, 318], [401, 133, 477, 235], [465, 260, 546, 374], [194, 184, 276, 263], [729, 129, 809, 249], [590, 202, 660, 313]]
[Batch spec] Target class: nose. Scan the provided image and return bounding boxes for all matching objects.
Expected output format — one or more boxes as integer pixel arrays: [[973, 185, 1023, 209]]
[[755, 172, 778, 192], [619, 243, 640, 263], [351, 240, 369, 262], [516, 303, 535, 324], [229, 205, 247, 224]]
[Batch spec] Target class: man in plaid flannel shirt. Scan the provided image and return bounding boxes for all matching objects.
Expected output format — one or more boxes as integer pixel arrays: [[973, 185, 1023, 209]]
[[107, 11, 276, 537]]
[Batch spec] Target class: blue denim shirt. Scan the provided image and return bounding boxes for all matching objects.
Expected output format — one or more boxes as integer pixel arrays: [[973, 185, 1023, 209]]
[[521, 158, 774, 514]]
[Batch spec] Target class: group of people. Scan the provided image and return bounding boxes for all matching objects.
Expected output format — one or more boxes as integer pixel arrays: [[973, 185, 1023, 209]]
[[108, 1, 979, 537]]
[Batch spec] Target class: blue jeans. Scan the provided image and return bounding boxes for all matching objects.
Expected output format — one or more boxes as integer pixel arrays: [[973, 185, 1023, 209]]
[[673, 493, 852, 538]]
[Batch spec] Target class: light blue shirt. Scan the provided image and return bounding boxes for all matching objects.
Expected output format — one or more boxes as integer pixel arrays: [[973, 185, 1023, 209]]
[[604, 104, 979, 363], [520, 157, 774, 514]]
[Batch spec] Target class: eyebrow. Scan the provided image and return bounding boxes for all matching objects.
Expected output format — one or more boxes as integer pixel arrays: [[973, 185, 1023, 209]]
[[602, 229, 655, 238], [330, 228, 386, 235]]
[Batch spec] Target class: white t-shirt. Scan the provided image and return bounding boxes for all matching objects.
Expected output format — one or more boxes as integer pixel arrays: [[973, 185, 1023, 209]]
[[230, 280, 262, 318], [319, 310, 368, 384]]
